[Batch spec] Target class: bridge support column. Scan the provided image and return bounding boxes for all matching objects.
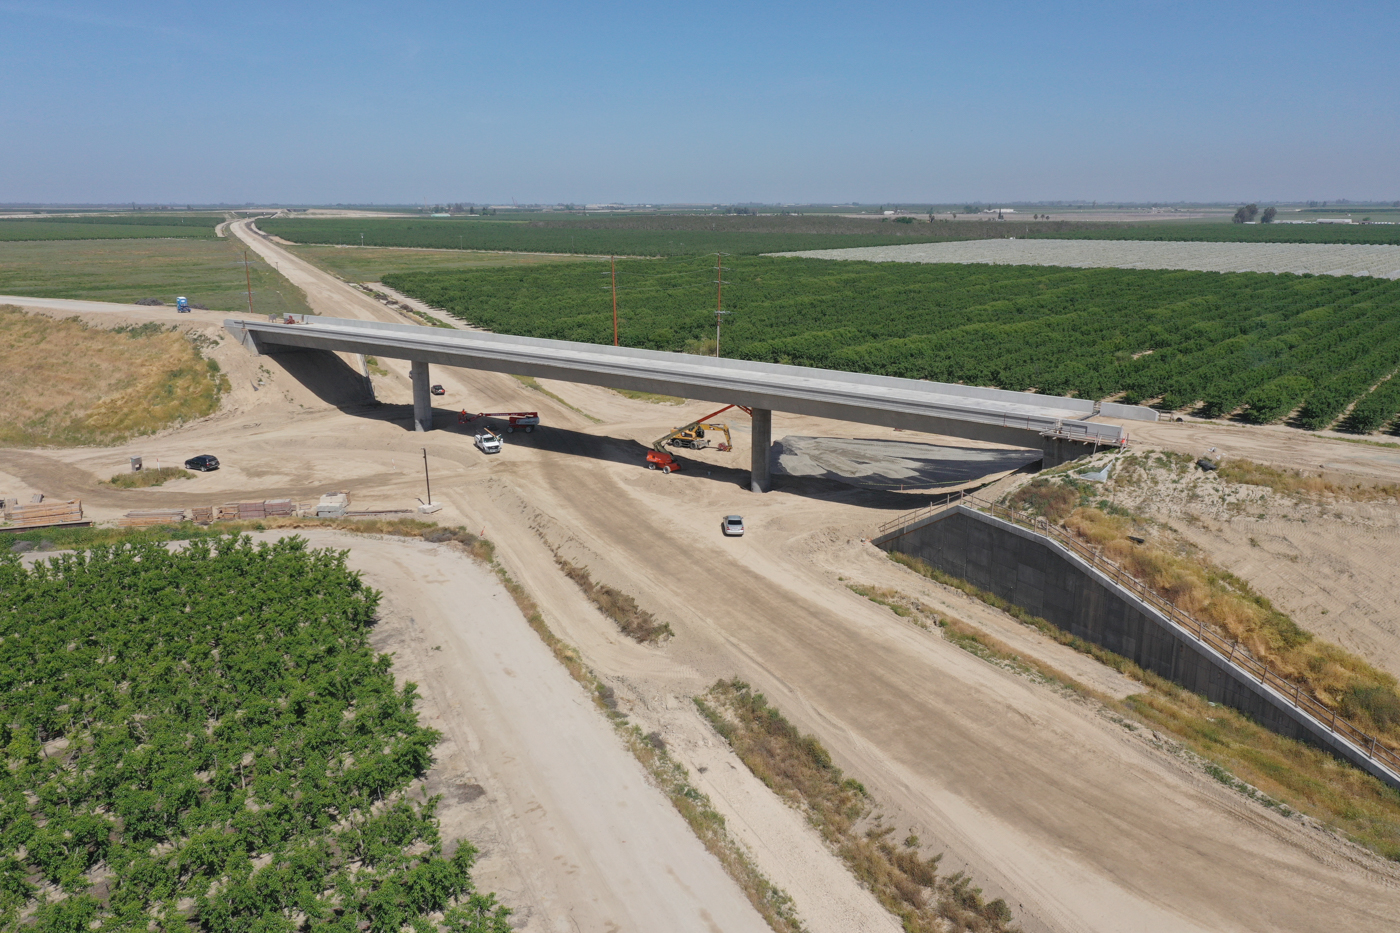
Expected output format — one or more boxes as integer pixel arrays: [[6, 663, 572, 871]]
[[410, 359, 432, 432], [750, 408, 772, 493]]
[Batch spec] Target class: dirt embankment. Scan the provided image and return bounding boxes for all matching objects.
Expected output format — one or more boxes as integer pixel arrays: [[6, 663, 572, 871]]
[[0, 305, 227, 448]]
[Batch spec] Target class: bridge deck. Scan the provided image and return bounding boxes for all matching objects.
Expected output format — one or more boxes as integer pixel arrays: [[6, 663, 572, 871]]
[[225, 314, 1154, 454]]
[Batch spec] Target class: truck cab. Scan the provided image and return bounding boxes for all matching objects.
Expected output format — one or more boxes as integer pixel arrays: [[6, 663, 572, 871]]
[[176, 296, 190, 312], [474, 430, 503, 454]]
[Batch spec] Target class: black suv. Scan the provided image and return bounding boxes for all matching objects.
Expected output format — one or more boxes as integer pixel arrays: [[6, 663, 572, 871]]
[[185, 454, 220, 472]]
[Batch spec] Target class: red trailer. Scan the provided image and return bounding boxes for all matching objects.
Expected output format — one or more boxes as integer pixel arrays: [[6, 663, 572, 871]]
[[461, 411, 540, 433]]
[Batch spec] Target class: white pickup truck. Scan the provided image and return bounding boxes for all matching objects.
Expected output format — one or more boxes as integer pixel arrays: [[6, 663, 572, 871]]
[[474, 430, 503, 454]]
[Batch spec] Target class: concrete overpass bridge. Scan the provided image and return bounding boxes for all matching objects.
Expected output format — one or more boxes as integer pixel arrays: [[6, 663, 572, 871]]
[[225, 313, 1158, 492]]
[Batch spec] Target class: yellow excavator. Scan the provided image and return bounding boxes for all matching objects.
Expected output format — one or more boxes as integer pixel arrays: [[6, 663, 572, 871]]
[[667, 421, 732, 451], [646, 404, 751, 473]]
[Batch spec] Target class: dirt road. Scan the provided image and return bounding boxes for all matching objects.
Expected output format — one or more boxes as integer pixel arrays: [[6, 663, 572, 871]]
[[7, 225, 1400, 933], [288, 530, 770, 933]]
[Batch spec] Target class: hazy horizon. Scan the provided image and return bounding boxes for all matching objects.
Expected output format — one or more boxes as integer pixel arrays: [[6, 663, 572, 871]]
[[2, 1, 1395, 205]]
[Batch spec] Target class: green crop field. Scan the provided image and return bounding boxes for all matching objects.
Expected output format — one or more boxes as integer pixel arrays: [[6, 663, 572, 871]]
[[0, 535, 510, 931], [259, 213, 1120, 257], [287, 244, 596, 282], [0, 213, 224, 241], [384, 257, 1400, 433], [262, 212, 1400, 257], [0, 238, 311, 316]]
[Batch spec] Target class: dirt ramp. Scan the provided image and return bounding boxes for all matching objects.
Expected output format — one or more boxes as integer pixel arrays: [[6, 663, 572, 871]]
[[267, 348, 376, 409], [774, 435, 1040, 491]]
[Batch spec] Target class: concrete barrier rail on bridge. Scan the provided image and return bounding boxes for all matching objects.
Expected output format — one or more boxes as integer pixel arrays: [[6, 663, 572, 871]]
[[225, 313, 1157, 491]]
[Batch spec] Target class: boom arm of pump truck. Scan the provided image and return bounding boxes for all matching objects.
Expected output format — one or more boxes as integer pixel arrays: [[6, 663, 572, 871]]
[[650, 404, 751, 454]]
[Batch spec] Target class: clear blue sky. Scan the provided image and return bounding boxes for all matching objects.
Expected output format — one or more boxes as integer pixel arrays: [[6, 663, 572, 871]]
[[2, 1, 1395, 205]]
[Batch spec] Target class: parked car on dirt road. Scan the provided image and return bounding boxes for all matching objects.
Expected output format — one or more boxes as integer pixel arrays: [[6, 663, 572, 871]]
[[185, 454, 220, 472]]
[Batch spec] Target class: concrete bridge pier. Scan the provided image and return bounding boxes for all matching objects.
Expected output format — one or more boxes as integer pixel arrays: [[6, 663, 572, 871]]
[[410, 359, 432, 432], [750, 408, 772, 493]]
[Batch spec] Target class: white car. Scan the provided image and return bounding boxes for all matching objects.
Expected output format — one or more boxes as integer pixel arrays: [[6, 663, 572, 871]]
[[722, 515, 745, 536], [474, 430, 503, 454]]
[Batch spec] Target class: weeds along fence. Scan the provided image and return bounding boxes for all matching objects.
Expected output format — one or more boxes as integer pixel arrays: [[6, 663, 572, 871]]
[[875, 495, 1400, 781]]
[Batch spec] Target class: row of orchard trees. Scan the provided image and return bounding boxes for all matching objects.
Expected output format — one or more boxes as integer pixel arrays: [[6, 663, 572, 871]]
[[386, 258, 1400, 434], [0, 536, 510, 932]]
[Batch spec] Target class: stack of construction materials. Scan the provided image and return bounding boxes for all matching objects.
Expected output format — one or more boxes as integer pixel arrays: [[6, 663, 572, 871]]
[[316, 492, 349, 518], [215, 501, 268, 522], [4, 498, 83, 528], [190, 506, 214, 524], [210, 500, 298, 522], [118, 509, 189, 528], [264, 498, 296, 517]]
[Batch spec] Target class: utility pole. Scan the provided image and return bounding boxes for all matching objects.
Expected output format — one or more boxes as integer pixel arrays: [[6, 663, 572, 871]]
[[422, 447, 432, 505], [243, 250, 254, 315], [611, 255, 618, 346], [713, 253, 730, 357]]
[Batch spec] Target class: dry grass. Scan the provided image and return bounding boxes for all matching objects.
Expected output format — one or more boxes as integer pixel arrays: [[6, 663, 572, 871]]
[[105, 466, 192, 489], [1216, 458, 1400, 501], [510, 374, 603, 423], [1007, 477, 1400, 742], [699, 679, 1017, 933], [888, 551, 1400, 861], [0, 307, 228, 447], [849, 581, 1088, 695], [612, 388, 684, 405], [554, 556, 673, 643]]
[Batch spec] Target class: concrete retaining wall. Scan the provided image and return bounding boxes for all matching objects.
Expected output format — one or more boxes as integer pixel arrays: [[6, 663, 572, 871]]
[[874, 505, 1400, 789]]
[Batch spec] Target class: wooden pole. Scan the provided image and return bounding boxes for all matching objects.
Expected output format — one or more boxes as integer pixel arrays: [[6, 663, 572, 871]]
[[422, 448, 432, 506], [244, 250, 254, 315]]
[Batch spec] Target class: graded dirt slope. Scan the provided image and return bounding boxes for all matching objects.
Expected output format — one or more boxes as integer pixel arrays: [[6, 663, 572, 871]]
[[1079, 442, 1400, 682]]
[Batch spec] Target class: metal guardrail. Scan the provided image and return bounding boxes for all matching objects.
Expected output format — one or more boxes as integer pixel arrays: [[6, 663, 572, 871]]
[[875, 495, 1400, 778], [877, 490, 969, 535]]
